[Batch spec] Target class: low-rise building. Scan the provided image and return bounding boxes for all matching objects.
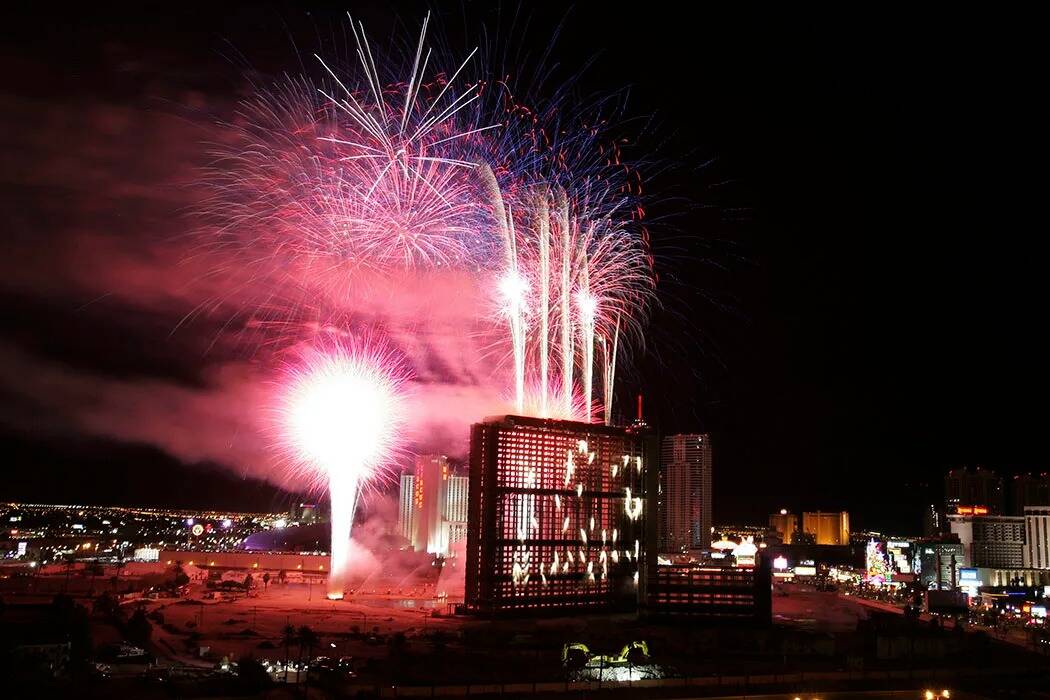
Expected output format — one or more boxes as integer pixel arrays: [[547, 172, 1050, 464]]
[[915, 540, 965, 589], [644, 558, 771, 624]]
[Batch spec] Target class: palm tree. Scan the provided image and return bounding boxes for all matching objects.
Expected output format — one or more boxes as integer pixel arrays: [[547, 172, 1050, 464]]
[[298, 625, 319, 659], [297, 625, 319, 687], [87, 562, 104, 595], [281, 623, 297, 683]]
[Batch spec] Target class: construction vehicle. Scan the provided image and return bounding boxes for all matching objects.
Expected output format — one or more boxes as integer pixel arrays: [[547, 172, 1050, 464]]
[[562, 641, 649, 670]]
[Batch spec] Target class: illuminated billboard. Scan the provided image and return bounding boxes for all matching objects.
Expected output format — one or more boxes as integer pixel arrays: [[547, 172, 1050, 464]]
[[955, 506, 989, 515]]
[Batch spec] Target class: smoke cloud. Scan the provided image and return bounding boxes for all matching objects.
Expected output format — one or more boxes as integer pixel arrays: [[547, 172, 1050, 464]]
[[0, 84, 515, 494]]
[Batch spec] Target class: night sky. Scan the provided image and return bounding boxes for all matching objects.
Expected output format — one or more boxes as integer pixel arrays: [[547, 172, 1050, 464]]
[[1, 4, 1043, 533]]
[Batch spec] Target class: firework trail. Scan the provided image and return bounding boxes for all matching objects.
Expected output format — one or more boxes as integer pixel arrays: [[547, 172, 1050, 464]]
[[535, 185, 551, 416], [279, 338, 410, 599], [485, 180, 653, 423]]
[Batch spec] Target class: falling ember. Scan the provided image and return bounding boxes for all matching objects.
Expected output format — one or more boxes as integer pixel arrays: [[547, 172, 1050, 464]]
[[279, 339, 409, 600]]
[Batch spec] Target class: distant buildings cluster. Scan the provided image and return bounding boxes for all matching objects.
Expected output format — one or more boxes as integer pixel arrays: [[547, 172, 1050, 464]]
[[455, 415, 771, 623], [935, 466, 1050, 579], [768, 510, 850, 546], [26, 413, 1050, 626]]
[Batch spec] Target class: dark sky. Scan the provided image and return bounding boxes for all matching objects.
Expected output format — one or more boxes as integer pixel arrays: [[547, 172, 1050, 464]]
[[1, 4, 1044, 532]]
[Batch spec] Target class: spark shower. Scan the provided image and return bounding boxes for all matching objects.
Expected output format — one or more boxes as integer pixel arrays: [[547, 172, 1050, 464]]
[[204, 13, 656, 594]]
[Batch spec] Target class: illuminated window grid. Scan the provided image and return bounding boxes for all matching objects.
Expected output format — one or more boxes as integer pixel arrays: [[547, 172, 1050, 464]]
[[466, 416, 645, 615], [647, 564, 767, 619]]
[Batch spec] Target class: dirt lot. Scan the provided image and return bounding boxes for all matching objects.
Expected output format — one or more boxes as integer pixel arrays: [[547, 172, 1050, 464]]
[[146, 581, 462, 665]]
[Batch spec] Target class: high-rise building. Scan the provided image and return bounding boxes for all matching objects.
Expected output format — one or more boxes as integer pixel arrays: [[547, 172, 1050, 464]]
[[802, 511, 850, 546], [443, 471, 470, 551], [1012, 473, 1050, 516], [396, 455, 467, 556], [944, 466, 1003, 515], [1023, 506, 1050, 569], [922, 504, 942, 537], [659, 433, 712, 552], [948, 513, 1025, 569], [465, 415, 654, 615], [397, 472, 418, 545], [415, 454, 450, 554], [768, 510, 798, 544]]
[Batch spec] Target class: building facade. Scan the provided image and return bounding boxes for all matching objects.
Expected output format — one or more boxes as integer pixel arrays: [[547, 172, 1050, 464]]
[[465, 415, 654, 615], [1024, 506, 1050, 569], [397, 472, 418, 545], [768, 511, 798, 544], [948, 514, 1025, 569], [945, 466, 1003, 515], [801, 511, 850, 546], [444, 472, 470, 551], [659, 433, 712, 552], [644, 559, 772, 624], [916, 540, 965, 589]]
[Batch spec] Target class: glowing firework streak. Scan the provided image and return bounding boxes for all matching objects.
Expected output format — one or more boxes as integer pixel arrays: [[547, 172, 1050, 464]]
[[489, 179, 650, 423], [576, 282, 596, 423], [601, 315, 620, 425], [280, 341, 408, 600], [556, 187, 574, 418], [536, 186, 551, 416], [480, 163, 527, 413]]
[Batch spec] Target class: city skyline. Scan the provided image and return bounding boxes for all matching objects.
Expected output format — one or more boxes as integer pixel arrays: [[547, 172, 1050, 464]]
[[3, 5, 1048, 695], [2, 4, 1046, 534]]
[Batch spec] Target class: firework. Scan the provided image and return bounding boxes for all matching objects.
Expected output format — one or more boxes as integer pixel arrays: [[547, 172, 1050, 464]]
[[279, 338, 410, 599], [201, 12, 496, 295], [484, 181, 653, 423], [209, 12, 655, 436], [468, 62, 655, 422]]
